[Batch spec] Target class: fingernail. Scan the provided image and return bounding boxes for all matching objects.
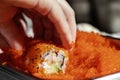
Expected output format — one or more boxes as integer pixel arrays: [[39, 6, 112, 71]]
[[64, 41, 75, 51]]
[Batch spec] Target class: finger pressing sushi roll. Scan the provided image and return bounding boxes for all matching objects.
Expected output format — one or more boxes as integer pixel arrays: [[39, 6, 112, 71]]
[[25, 40, 69, 75]]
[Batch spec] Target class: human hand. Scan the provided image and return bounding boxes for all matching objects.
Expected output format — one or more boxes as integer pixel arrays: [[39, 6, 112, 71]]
[[0, 0, 76, 50]]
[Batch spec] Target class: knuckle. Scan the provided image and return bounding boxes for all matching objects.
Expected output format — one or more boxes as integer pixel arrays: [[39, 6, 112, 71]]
[[69, 8, 75, 16], [34, 0, 52, 16]]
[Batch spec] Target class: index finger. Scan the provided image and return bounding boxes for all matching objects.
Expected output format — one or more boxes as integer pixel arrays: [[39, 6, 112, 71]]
[[47, 3, 72, 49]]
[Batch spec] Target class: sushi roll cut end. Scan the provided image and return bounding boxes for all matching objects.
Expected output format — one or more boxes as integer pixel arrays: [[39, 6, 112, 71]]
[[25, 41, 69, 75]]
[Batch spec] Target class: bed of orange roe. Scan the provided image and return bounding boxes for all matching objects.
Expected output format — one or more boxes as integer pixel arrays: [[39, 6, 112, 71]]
[[65, 31, 120, 79], [1, 31, 120, 80], [31, 31, 120, 80]]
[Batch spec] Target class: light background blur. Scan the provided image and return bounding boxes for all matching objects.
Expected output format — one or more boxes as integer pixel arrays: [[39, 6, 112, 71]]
[[67, 0, 120, 33]]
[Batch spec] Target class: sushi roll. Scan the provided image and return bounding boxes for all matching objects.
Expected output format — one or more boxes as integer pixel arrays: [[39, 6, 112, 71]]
[[25, 40, 69, 75]]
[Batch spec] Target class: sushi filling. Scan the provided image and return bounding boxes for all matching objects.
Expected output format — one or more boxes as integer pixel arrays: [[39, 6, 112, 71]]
[[41, 48, 68, 74]]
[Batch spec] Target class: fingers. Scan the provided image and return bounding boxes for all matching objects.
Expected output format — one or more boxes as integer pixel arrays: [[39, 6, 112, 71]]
[[57, 0, 76, 42], [34, 0, 74, 48], [0, 20, 26, 50]]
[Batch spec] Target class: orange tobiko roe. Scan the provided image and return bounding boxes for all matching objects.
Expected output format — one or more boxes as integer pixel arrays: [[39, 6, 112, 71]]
[[1, 31, 120, 80], [32, 31, 120, 80], [65, 31, 120, 79]]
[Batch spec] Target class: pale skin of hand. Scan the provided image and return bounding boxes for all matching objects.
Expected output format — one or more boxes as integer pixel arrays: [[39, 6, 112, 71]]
[[0, 0, 76, 50]]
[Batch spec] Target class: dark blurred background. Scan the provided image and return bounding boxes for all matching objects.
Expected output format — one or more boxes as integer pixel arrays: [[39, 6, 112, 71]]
[[67, 0, 120, 33]]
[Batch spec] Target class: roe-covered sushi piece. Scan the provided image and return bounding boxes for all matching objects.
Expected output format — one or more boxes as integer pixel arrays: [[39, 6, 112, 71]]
[[25, 40, 69, 75]]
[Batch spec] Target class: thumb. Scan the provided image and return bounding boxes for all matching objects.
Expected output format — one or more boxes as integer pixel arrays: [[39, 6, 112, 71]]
[[0, 20, 26, 50], [0, 33, 10, 49]]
